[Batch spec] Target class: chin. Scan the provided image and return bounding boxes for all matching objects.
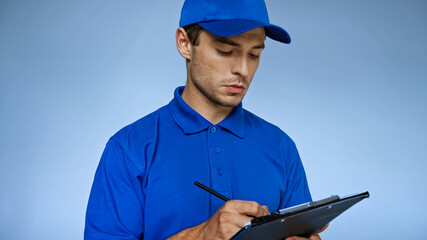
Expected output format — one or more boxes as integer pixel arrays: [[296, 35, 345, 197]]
[[218, 97, 243, 108]]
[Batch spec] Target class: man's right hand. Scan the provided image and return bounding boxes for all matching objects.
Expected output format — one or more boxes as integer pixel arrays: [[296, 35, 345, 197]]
[[167, 200, 270, 240], [199, 200, 270, 240]]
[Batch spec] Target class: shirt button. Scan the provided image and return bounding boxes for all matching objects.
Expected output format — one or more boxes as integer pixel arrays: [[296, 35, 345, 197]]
[[214, 146, 221, 153], [217, 168, 223, 176], [210, 127, 217, 133]]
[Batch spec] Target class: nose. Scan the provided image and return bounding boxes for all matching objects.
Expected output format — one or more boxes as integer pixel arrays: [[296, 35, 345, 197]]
[[231, 56, 249, 78]]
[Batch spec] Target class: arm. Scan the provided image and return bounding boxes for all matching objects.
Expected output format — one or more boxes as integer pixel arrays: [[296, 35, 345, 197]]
[[167, 200, 270, 240], [280, 141, 312, 209], [281, 138, 327, 239], [85, 139, 145, 240]]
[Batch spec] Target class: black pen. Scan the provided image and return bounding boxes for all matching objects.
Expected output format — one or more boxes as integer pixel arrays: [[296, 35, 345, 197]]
[[194, 181, 230, 202]]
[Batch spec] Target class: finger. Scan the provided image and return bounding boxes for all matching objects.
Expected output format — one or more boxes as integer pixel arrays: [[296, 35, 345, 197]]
[[309, 233, 321, 240], [252, 202, 269, 217], [218, 210, 253, 229], [253, 203, 269, 217], [285, 237, 308, 240], [232, 213, 253, 228], [215, 214, 245, 239], [226, 200, 265, 217], [318, 223, 329, 233], [285, 232, 322, 240], [261, 205, 270, 215]]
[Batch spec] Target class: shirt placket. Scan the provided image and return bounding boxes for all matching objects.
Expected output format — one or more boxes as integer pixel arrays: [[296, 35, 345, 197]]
[[207, 125, 230, 209]]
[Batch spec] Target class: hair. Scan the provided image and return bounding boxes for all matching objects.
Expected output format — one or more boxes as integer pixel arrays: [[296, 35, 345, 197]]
[[183, 24, 204, 46]]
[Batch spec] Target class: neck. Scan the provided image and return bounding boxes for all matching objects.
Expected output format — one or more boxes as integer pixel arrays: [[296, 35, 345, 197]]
[[181, 84, 234, 125]]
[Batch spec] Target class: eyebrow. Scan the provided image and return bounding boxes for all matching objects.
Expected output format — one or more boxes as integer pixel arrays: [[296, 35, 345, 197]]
[[212, 36, 265, 50]]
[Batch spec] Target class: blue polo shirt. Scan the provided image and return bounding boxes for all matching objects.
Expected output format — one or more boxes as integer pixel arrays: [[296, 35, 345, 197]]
[[85, 86, 311, 240]]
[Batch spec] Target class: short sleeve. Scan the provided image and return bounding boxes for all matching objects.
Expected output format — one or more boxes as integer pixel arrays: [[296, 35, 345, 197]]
[[279, 142, 312, 209], [84, 139, 145, 240]]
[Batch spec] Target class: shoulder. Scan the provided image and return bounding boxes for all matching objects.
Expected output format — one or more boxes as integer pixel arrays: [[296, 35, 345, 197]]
[[107, 105, 170, 164], [243, 109, 297, 149], [112, 106, 165, 141]]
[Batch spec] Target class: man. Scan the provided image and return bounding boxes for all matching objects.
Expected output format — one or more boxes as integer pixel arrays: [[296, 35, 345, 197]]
[[85, 0, 326, 239]]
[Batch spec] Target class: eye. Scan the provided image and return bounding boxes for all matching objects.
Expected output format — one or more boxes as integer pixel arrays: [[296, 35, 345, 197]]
[[248, 53, 260, 59], [217, 49, 233, 56]]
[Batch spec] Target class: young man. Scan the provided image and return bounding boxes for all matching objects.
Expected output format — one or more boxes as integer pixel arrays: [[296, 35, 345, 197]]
[[85, 0, 325, 239]]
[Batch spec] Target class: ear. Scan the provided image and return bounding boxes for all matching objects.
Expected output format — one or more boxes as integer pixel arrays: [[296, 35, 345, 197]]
[[176, 27, 192, 61]]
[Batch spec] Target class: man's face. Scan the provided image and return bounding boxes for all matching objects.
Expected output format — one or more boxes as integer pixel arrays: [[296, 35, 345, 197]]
[[187, 27, 266, 108]]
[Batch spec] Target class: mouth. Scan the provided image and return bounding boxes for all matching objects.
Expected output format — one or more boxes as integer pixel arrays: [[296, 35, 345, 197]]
[[224, 84, 245, 94]]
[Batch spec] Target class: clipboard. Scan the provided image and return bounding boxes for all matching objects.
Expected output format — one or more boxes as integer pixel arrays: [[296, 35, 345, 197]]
[[231, 191, 370, 240]]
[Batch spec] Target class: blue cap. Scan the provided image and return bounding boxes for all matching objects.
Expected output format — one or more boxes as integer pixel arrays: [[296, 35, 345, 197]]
[[179, 0, 291, 44]]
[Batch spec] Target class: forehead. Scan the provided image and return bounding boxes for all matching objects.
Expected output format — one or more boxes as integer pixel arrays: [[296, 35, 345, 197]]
[[200, 27, 266, 48]]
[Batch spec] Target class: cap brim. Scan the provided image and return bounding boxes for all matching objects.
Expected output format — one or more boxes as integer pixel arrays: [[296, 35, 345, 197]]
[[198, 19, 291, 44]]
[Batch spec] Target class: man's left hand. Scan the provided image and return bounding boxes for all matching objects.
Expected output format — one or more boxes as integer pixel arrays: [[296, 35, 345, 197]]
[[285, 224, 328, 240]]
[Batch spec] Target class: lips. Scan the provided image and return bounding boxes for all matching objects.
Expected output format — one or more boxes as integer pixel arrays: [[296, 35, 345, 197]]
[[225, 84, 245, 94]]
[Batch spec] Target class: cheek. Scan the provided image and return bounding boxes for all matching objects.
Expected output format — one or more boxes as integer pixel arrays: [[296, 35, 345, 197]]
[[248, 60, 260, 77], [199, 49, 232, 76], [191, 54, 221, 89], [191, 53, 210, 78]]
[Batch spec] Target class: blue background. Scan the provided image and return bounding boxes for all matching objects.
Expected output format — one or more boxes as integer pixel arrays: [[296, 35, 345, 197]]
[[1, 0, 426, 239]]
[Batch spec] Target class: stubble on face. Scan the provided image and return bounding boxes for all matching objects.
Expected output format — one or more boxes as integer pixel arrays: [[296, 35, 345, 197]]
[[189, 48, 245, 108], [186, 28, 265, 109]]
